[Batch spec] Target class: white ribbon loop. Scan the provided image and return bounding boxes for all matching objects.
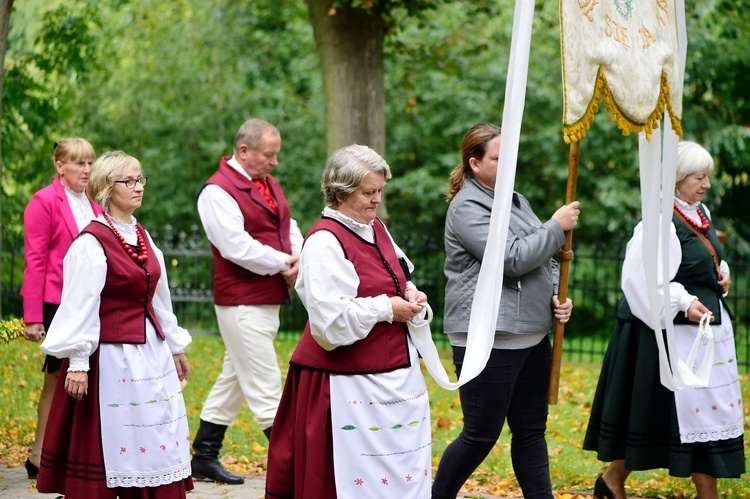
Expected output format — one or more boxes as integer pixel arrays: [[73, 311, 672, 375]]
[[407, 303, 464, 390], [667, 311, 715, 390]]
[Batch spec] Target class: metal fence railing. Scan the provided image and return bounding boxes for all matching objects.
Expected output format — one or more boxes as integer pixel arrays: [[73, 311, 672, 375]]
[[4, 225, 750, 371]]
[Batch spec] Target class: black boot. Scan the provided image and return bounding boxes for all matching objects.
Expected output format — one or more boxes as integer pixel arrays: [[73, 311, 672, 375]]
[[263, 425, 272, 443], [190, 419, 245, 485]]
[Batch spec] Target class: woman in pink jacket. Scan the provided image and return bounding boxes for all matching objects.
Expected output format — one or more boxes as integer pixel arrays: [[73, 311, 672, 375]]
[[20, 137, 102, 478]]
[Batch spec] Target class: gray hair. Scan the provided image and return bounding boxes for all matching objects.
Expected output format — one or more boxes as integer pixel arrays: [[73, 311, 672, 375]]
[[233, 119, 279, 153], [321, 144, 392, 207], [676, 141, 714, 185], [88, 151, 143, 211]]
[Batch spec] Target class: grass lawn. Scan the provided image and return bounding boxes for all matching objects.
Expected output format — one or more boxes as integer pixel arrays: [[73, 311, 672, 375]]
[[1, 334, 749, 498]]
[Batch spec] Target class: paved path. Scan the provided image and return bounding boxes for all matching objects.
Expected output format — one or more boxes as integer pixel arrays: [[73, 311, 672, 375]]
[[0, 465, 266, 498], [0, 464, 607, 498]]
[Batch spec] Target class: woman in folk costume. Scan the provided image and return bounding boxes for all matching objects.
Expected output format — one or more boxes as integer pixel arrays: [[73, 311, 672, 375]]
[[265, 144, 430, 499], [37, 151, 194, 498], [583, 141, 744, 499], [20, 138, 102, 479]]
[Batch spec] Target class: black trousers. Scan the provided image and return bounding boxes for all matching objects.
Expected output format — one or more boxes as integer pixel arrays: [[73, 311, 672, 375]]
[[432, 337, 553, 499], [41, 302, 62, 373]]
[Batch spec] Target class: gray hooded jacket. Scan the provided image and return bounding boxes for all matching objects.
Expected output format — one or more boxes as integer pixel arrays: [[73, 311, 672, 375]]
[[443, 179, 565, 336]]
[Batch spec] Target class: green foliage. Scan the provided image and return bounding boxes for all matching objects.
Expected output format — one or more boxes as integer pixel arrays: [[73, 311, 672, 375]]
[[2, 0, 103, 233], [3, 0, 750, 254], [85, 0, 326, 234], [382, 0, 648, 247], [0, 317, 22, 342], [681, 1, 750, 246], [332, 0, 440, 28]]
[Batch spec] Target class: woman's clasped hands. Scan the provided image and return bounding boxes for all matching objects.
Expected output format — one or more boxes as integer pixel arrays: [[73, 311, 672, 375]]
[[390, 289, 427, 323]]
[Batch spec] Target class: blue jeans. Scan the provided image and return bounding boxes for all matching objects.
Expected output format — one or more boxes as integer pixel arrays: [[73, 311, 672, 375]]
[[432, 338, 553, 499]]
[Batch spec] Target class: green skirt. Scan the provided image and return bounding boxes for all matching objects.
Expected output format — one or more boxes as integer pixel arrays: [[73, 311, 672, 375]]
[[582, 318, 745, 478]]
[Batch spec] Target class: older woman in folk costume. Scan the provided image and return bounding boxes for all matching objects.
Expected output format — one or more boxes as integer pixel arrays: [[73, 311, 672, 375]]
[[37, 151, 194, 498], [265, 144, 430, 498], [583, 141, 744, 499]]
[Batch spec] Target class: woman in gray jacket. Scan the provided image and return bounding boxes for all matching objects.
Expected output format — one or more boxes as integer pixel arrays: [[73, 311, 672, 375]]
[[432, 123, 580, 499]]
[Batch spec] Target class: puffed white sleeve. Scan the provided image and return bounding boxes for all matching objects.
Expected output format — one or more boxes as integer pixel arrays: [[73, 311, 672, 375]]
[[294, 230, 393, 350], [621, 221, 696, 327], [41, 233, 107, 372], [146, 231, 192, 354]]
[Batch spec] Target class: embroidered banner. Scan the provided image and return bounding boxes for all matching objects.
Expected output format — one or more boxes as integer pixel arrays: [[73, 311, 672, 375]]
[[560, 0, 683, 143]]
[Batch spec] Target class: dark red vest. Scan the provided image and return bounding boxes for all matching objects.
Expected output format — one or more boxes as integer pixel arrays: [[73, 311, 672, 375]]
[[200, 157, 293, 305], [290, 217, 411, 374], [81, 221, 164, 344]]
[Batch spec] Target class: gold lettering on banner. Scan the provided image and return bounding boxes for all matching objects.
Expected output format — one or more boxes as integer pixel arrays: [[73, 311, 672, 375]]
[[656, 0, 669, 26], [639, 23, 656, 48], [578, 0, 599, 22], [604, 14, 630, 50]]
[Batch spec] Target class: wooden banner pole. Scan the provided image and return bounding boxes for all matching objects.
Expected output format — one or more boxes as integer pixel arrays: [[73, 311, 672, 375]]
[[548, 140, 580, 405]]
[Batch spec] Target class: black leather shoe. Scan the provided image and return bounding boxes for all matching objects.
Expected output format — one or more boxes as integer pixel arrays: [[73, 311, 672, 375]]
[[594, 475, 615, 499], [190, 456, 245, 485], [25, 458, 39, 479]]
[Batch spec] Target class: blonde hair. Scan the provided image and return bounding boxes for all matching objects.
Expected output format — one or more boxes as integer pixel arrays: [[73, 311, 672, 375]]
[[447, 123, 501, 202], [88, 151, 143, 211], [54, 137, 96, 166]]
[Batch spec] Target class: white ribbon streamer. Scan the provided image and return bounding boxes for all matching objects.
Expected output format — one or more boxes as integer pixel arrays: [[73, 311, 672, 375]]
[[407, 303, 464, 390], [636, 0, 711, 391], [415, 0, 536, 390], [458, 0, 537, 388]]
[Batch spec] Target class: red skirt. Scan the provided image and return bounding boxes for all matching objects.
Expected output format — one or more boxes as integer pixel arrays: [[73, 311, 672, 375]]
[[36, 351, 194, 499], [265, 365, 336, 498]]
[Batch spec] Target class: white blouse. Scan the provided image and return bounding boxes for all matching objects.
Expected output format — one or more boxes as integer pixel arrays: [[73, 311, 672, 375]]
[[63, 183, 96, 231], [41, 215, 192, 371]]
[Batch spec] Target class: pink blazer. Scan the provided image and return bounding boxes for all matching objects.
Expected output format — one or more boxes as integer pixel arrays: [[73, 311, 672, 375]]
[[21, 177, 103, 323]]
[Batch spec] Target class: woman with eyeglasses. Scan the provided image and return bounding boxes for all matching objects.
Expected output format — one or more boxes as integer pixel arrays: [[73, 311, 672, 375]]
[[36, 151, 194, 498], [20, 138, 103, 479]]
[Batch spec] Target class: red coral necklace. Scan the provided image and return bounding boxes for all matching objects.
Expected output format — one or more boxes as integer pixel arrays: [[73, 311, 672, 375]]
[[103, 213, 149, 264], [674, 200, 710, 232]]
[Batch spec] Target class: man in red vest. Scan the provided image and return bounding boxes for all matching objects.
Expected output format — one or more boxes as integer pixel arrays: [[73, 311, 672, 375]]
[[193, 119, 303, 484]]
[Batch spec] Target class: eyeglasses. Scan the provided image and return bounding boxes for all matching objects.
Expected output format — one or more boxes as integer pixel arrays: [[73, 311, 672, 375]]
[[114, 176, 148, 189]]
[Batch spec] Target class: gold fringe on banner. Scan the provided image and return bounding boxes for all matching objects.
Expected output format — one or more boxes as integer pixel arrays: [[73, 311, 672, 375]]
[[563, 69, 683, 144]]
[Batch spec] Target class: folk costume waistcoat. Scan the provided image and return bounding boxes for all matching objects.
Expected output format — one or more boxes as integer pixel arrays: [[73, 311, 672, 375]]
[[202, 157, 293, 305], [290, 217, 411, 375], [616, 207, 730, 325], [81, 221, 164, 344], [671, 207, 731, 325]]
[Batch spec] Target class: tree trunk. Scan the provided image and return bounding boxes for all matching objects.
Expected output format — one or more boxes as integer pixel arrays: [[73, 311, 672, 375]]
[[0, 0, 14, 317], [304, 0, 385, 155], [304, 0, 390, 221]]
